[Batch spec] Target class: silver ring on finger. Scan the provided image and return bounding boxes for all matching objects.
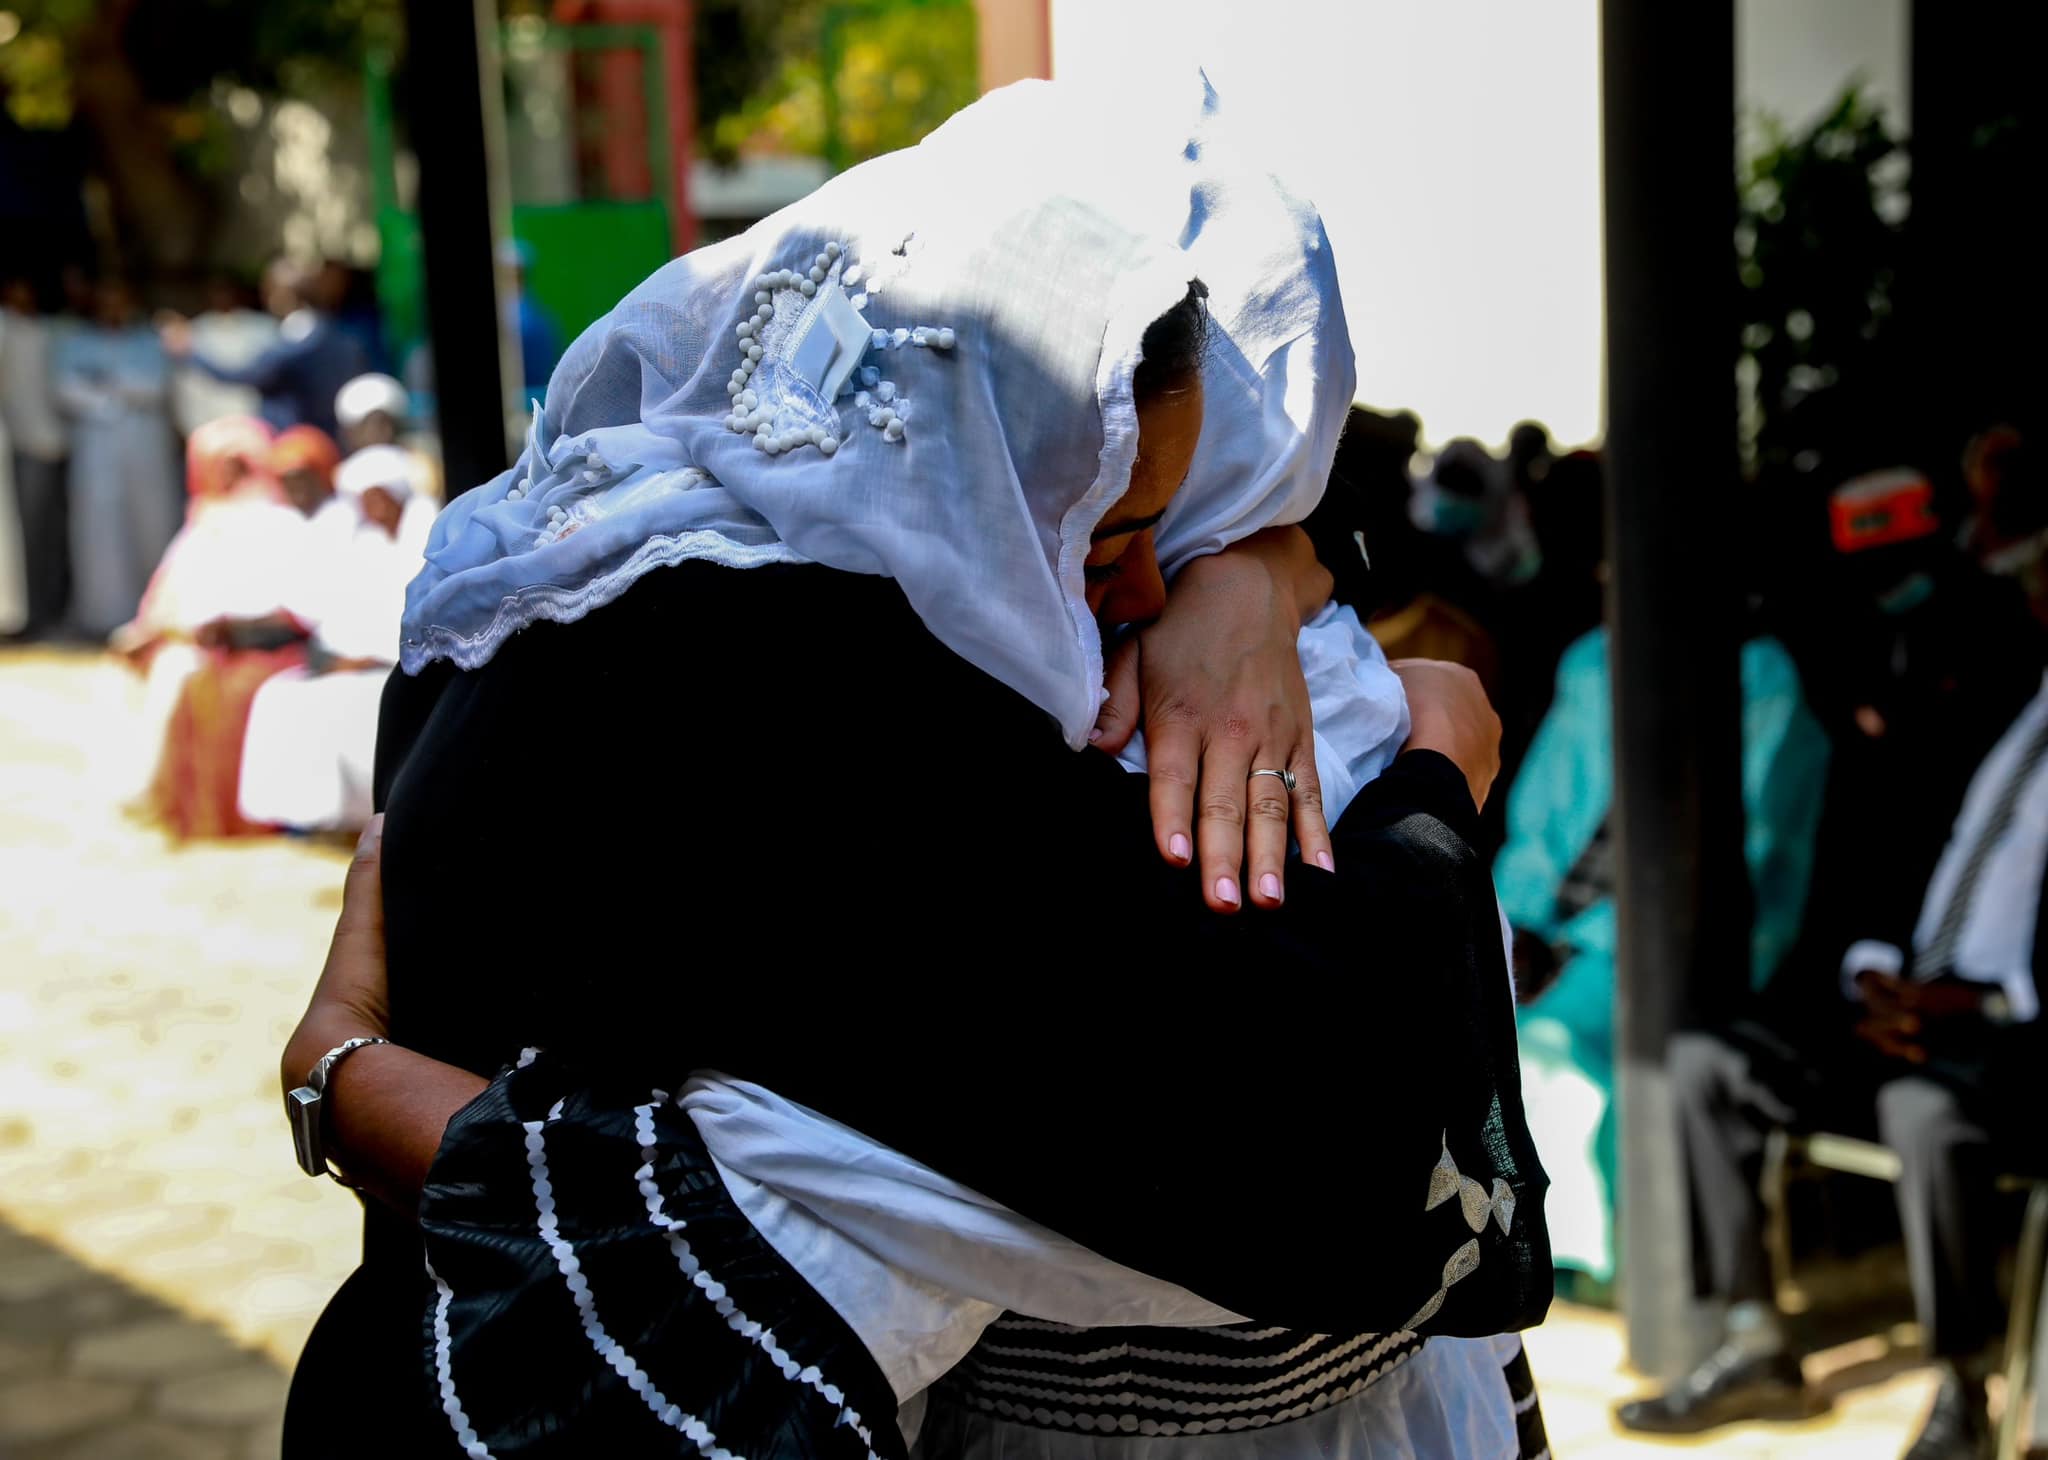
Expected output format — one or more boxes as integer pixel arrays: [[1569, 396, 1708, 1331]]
[[1250, 767, 1297, 794]]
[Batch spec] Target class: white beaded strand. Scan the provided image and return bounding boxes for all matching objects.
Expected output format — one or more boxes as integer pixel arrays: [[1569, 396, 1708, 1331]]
[[524, 1105, 741, 1459], [631, 1098, 884, 1460]]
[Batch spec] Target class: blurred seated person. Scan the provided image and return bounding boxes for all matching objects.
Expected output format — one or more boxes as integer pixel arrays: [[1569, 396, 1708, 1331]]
[[333, 372, 440, 501], [1412, 436, 1541, 595], [1497, 620, 1829, 1285], [120, 419, 327, 839], [162, 259, 368, 438], [1616, 654, 2048, 1458], [238, 445, 428, 833], [1306, 406, 1502, 695]]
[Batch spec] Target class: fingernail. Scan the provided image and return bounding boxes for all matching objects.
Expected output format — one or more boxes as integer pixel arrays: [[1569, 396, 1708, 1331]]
[[1259, 873, 1282, 902], [1088, 727, 1104, 743], [1315, 850, 1334, 872], [355, 814, 384, 857], [1215, 876, 1240, 907], [1169, 833, 1191, 863]]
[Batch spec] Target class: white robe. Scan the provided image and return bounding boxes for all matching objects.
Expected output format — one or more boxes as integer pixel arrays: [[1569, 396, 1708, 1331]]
[[237, 499, 432, 831]]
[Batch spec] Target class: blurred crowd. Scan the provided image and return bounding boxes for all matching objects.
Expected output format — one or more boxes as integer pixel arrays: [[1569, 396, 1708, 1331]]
[[1309, 403, 2046, 1453], [0, 257, 440, 840]]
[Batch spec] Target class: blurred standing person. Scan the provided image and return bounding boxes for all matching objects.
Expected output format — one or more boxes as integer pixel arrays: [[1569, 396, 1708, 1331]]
[[169, 276, 278, 435], [318, 260, 391, 375], [53, 279, 181, 639], [0, 361, 21, 635], [162, 258, 367, 437], [499, 237, 561, 401], [1, 276, 74, 636]]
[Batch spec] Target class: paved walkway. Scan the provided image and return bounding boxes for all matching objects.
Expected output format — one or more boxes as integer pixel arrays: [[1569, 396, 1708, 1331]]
[[0, 647, 1939, 1456]]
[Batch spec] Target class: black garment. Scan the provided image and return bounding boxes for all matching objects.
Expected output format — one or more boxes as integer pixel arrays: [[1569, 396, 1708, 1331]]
[[8, 450, 67, 633], [1670, 1021, 2036, 1358], [288, 560, 1548, 1449]]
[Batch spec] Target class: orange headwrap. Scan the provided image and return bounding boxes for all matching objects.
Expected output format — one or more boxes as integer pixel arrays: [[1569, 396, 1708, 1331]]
[[185, 416, 276, 502], [269, 424, 343, 486]]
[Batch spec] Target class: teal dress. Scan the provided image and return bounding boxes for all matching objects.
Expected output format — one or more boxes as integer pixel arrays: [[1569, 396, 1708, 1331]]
[[1496, 628, 1829, 1278]]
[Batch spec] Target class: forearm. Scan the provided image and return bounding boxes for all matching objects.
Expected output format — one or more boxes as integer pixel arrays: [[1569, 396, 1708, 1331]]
[[282, 1012, 485, 1217], [1216, 524, 1333, 628]]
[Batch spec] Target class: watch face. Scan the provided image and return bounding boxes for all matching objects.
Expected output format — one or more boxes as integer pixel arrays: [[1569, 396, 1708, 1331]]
[[287, 1086, 324, 1176]]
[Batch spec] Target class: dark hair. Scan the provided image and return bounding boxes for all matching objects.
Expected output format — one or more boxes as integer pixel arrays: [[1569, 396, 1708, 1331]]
[[1132, 278, 1210, 404]]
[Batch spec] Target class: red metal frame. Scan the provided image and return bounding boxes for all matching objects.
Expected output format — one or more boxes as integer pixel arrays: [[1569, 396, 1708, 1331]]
[[553, 0, 697, 252]]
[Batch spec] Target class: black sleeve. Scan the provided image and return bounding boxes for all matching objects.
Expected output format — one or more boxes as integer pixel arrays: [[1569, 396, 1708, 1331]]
[[741, 740, 1549, 1338]]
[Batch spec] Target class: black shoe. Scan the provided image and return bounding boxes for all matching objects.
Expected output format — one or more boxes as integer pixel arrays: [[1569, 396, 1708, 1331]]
[[1902, 1369, 1993, 1460], [1614, 1343, 1812, 1435]]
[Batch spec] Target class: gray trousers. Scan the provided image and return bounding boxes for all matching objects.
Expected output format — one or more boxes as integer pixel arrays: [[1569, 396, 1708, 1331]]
[[1670, 1023, 2002, 1358]]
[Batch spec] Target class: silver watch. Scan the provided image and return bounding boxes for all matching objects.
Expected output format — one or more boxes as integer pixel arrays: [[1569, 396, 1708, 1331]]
[[286, 1036, 390, 1181]]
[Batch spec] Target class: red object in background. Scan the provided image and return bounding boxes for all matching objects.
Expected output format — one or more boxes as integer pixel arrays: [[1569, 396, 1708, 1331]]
[[1829, 467, 1941, 554], [554, 0, 696, 254]]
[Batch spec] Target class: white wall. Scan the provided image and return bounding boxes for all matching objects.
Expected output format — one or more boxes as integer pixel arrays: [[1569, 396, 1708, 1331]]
[[1047, 0, 1907, 451], [1050, 0, 1604, 449]]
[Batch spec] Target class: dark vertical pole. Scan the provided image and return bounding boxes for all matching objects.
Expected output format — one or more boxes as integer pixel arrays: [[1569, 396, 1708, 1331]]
[[404, 0, 515, 495], [1601, 0, 1747, 1379]]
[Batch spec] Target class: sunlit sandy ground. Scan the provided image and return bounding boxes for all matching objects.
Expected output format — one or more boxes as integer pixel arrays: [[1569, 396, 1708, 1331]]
[[0, 647, 1938, 1456]]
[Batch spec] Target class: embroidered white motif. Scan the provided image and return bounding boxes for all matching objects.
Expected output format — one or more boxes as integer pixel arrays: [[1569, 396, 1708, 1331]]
[[1403, 1134, 1516, 1332]]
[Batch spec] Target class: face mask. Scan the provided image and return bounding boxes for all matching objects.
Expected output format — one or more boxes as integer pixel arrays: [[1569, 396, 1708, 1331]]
[[1875, 571, 1935, 617], [1432, 493, 1487, 537]]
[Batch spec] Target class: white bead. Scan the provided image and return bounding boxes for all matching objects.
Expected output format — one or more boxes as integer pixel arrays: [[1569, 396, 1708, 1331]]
[[885, 419, 904, 441], [824, 240, 841, 259], [754, 420, 772, 437], [936, 327, 956, 349], [818, 435, 839, 456], [506, 487, 523, 500], [808, 266, 825, 284], [799, 278, 816, 296], [736, 321, 752, 339], [871, 329, 889, 349], [753, 434, 770, 452], [806, 426, 825, 445], [813, 253, 829, 271], [843, 264, 863, 286], [755, 290, 770, 305], [911, 327, 929, 345], [727, 380, 743, 397], [875, 381, 896, 403], [860, 366, 879, 386], [868, 408, 885, 427], [891, 327, 909, 347], [756, 304, 773, 322], [746, 343, 763, 360], [850, 292, 868, 310], [740, 390, 757, 409]]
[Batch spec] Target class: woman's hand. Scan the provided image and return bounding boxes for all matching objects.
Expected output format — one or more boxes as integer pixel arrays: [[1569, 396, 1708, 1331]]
[[281, 815, 487, 1214], [1390, 659, 1501, 811], [1091, 526, 1335, 913]]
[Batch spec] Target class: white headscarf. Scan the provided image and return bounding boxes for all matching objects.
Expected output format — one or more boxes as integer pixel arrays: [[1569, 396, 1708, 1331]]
[[402, 76, 1402, 780], [1103, 75, 1409, 820], [401, 85, 1197, 748]]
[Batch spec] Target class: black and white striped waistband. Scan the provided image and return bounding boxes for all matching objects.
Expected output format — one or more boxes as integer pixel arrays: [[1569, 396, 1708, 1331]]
[[930, 1316, 1426, 1438]]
